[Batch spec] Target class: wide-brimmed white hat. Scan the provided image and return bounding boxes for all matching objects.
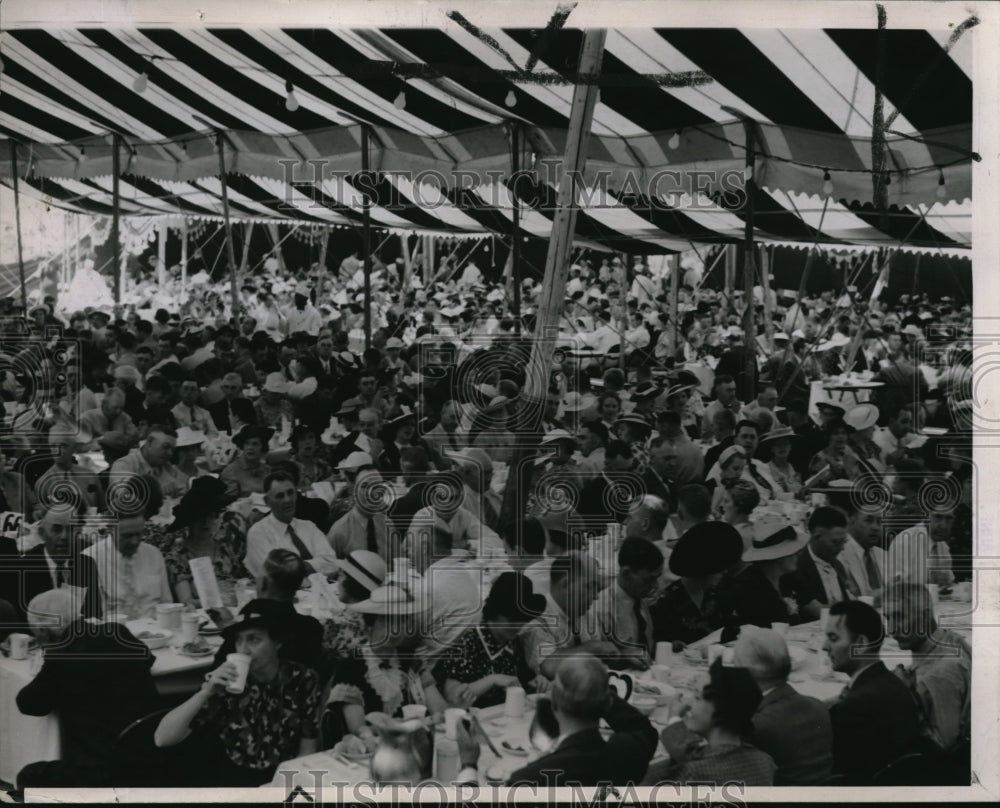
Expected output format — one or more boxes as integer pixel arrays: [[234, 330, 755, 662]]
[[337, 451, 373, 471], [348, 577, 430, 615], [263, 372, 290, 394], [844, 402, 879, 431], [540, 429, 576, 446], [743, 512, 808, 562], [175, 427, 207, 448]]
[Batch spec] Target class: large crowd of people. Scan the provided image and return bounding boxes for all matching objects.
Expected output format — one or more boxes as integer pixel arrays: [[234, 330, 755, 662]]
[[0, 246, 973, 791]]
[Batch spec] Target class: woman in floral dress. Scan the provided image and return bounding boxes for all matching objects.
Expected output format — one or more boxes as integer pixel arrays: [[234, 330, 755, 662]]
[[154, 600, 320, 786], [321, 550, 386, 662], [162, 476, 247, 608], [289, 425, 332, 490], [323, 575, 447, 748]]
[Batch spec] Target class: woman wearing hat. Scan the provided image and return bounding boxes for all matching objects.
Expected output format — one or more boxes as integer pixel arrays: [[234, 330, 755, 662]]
[[844, 403, 886, 474], [650, 522, 744, 646], [709, 446, 748, 520], [289, 424, 332, 490], [174, 427, 210, 481], [759, 427, 803, 498], [321, 550, 387, 662], [721, 512, 810, 628], [376, 406, 421, 476], [154, 599, 321, 785], [807, 419, 861, 481], [434, 571, 544, 709], [163, 476, 247, 609], [323, 575, 447, 747], [220, 424, 275, 498], [253, 373, 295, 428]]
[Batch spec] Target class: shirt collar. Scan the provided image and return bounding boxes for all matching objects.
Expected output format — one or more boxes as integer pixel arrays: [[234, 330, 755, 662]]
[[808, 545, 835, 572]]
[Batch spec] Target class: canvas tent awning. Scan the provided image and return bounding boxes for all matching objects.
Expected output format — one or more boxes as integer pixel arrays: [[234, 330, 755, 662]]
[[0, 23, 975, 253]]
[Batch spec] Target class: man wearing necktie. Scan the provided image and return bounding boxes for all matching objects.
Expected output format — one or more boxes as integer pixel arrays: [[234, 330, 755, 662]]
[[784, 507, 855, 623], [327, 469, 390, 560], [580, 536, 663, 666], [244, 470, 340, 578], [171, 380, 219, 436], [837, 497, 887, 599]]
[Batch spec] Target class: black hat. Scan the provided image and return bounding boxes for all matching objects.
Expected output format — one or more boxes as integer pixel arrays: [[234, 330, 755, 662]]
[[221, 599, 295, 642], [166, 477, 237, 532], [233, 424, 275, 448], [485, 571, 546, 622], [668, 521, 744, 577]]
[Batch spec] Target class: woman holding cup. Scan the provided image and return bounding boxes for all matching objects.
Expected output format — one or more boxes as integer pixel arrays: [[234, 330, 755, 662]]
[[322, 573, 447, 749], [154, 599, 320, 786]]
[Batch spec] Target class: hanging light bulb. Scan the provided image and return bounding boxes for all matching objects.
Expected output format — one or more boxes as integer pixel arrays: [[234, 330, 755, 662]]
[[483, 242, 490, 253], [504, 90, 517, 108], [285, 80, 300, 112], [822, 169, 834, 197], [668, 131, 681, 150], [133, 70, 148, 93], [394, 90, 407, 109], [936, 169, 946, 200]]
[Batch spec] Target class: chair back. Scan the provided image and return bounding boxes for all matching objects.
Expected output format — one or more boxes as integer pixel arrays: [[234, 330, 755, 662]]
[[871, 752, 940, 786], [112, 708, 185, 787]]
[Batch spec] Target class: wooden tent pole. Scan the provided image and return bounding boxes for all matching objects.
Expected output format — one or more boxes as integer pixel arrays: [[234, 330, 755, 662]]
[[503, 28, 606, 534], [112, 134, 122, 304], [180, 218, 188, 301], [214, 130, 240, 318], [8, 143, 29, 313], [668, 253, 680, 357], [760, 243, 774, 353], [361, 124, 373, 351], [510, 122, 522, 335]]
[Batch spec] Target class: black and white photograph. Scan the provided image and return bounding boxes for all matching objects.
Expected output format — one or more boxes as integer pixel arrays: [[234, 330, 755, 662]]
[[0, 0, 994, 803]]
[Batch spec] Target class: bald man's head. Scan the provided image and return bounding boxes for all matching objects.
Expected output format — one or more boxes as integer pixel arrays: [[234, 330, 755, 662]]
[[552, 653, 611, 721], [732, 627, 791, 685]]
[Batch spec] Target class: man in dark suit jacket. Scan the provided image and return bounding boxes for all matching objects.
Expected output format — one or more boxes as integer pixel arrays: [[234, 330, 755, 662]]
[[455, 654, 658, 786], [577, 441, 639, 526], [781, 507, 854, 622], [207, 373, 255, 435], [733, 628, 834, 785], [16, 588, 159, 787], [823, 600, 922, 784], [5, 505, 102, 624]]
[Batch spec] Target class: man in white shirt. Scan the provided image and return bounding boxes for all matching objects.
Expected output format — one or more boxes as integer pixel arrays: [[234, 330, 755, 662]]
[[580, 536, 663, 667], [784, 506, 853, 622], [284, 285, 323, 336], [244, 470, 340, 578], [838, 498, 886, 598], [83, 513, 171, 620], [872, 403, 914, 468], [454, 448, 502, 533], [705, 420, 779, 503], [885, 513, 955, 588], [171, 379, 219, 436], [575, 419, 608, 480], [522, 552, 615, 679], [582, 310, 620, 355], [326, 468, 392, 560], [110, 426, 189, 499]]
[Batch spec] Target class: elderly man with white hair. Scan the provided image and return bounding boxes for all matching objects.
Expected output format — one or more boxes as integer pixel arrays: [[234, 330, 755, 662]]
[[732, 626, 834, 785], [15, 588, 159, 788], [33, 426, 104, 514], [78, 387, 139, 449]]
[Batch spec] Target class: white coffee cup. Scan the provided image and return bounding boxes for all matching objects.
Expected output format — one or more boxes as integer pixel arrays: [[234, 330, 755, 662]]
[[181, 612, 200, 644], [156, 603, 183, 631], [444, 707, 467, 740], [9, 632, 31, 660], [402, 704, 427, 720], [226, 652, 252, 694], [820, 607, 831, 628], [926, 583, 939, 605], [504, 685, 526, 718], [654, 641, 673, 666], [771, 622, 789, 637]]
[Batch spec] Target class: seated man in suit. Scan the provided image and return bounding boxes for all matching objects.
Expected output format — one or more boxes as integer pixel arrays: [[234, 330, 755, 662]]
[[7, 502, 102, 624], [782, 506, 854, 622], [16, 588, 159, 788], [732, 626, 833, 785], [822, 600, 922, 784], [455, 654, 658, 787]]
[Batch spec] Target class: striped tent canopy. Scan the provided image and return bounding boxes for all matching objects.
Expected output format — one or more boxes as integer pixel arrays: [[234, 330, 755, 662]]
[[0, 19, 975, 255]]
